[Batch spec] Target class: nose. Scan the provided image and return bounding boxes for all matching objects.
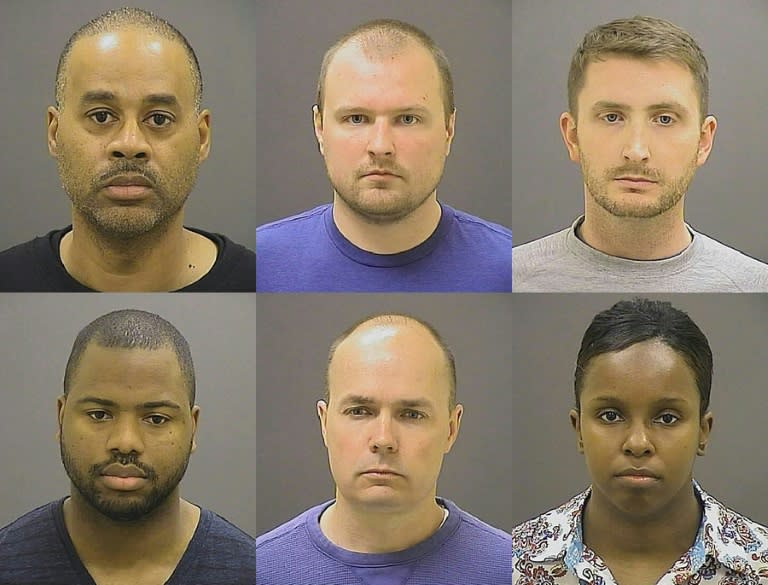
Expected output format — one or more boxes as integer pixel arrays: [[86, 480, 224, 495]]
[[109, 118, 150, 160], [367, 119, 395, 157], [622, 421, 654, 457], [621, 122, 650, 163], [369, 414, 398, 453], [105, 416, 145, 456]]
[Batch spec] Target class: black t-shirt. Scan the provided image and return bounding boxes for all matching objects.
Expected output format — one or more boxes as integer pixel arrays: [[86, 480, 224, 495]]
[[0, 498, 255, 585], [0, 227, 255, 291]]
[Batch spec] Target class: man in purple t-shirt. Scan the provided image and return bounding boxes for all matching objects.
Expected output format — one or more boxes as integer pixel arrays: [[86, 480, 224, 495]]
[[256, 313, 511, 584]]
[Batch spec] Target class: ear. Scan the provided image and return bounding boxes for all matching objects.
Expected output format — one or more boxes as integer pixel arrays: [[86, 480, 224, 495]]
[[196, 109, 212, 162], [56, 394, 66, 442], [190, 405, 201, 453], [317, 399, 329, 448], [445, 109, 456, 157], [559, 111, 580, 163], [444, 403, 463, 454], [569, 408, 584, 453], [695, 115, 717, 167], [47, 106, 61, 157], [313, 105, 325, 156], [697, 411, 713, 455]]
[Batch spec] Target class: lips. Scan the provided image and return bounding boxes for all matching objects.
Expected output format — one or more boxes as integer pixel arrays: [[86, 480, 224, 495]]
[[100, 464, 147, 479], [614, 176, 656, 183], [615, 467, 660, 479], [105, 174, 153, 188], [361, 468, 402, 476], [361, 169, 400, 178]]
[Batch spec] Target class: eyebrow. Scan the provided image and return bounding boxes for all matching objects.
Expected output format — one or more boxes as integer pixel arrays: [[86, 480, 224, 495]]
[[75, 396, 182, 410], [337, 394, 434, 409], [334, 105, 431, 115], [79, 90, 180, 108], [590, 100, 690, 114]]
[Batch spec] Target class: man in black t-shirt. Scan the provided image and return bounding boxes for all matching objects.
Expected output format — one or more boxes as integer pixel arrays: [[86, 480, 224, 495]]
[[0, 7, 254, 292], [0, 309, 254, 584]]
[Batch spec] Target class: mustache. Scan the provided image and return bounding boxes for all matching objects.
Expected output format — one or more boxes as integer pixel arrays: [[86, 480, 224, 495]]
[[97, 163, 158, 187], [608, 165, 663, 181]]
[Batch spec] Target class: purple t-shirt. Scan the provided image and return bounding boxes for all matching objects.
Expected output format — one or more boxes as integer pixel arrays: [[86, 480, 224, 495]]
[[0, 498, 255, 585], [256, 498, 512, 584], [256, 203, 512, 292]]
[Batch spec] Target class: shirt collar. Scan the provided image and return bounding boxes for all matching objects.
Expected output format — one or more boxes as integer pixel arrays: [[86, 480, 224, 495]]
[[530, 481, 768, 576]]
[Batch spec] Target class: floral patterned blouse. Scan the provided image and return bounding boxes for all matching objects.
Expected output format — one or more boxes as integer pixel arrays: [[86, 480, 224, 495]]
[[512, 482, 768, 584]]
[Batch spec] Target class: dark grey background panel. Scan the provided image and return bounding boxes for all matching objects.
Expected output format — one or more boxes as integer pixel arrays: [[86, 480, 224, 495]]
[[0, 1, 256, 250], [254, 0, 512, 229], [0, 293, 256, 537], [255, 294, 516, 536], [511, 0, 768, 262]]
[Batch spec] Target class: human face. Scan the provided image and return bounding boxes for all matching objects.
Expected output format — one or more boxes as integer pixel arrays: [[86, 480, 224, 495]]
[[570, 340, 712, 521], [318, 323, 462, 513], [314, 42, 455, 224], [560, 57, 716, 218], [57, 345, 199, 522], [47, 28, 211, 239]]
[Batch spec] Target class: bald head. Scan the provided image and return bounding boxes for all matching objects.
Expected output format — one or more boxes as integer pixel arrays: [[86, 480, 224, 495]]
[[325, 314, 456, 410]]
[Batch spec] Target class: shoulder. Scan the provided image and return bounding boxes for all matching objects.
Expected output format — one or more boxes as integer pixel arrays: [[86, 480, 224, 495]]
[[255, 506, 316, 553], [690, 231, 768, 290], [0, 229, 69, 292], [511, 491, 587, 560], [182, 228, 255, 292], [448, 206, 511, 241], [256, 206, 330, 242], [512, 226, 573, 287], [449, 501, 511, 546], [0, 501, 58, 545], [699, 488, 768, 564]]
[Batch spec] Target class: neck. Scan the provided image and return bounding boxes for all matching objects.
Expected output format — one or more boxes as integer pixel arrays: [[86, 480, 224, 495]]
[[63, 488, 199, 567], [320, 493, 445, 554], [580, 196, 691, 260], [62, 211, 216, 291], [583, 482, 701, 563], [332, 193, 442, 254]]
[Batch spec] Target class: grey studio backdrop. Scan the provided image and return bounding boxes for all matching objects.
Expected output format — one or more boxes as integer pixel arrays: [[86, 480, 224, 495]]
[[0, 1, 256, 251], [254, 0, 512, 229], [511, 0, 768, 262], [255, 294, 516, 536], [0, 293, 256, 538], [510, 293, 768, 528]]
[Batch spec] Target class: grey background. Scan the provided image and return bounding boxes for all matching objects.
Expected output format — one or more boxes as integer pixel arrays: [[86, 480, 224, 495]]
[[255, 294, 516, 536], [510, 293, 768, 527], [511, 0, 768, 263], [0, 0, 256, 250], [0, 293, 256, 538], [254, 0, 512, 228]]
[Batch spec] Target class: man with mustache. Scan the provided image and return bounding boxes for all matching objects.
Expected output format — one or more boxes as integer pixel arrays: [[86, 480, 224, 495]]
[[0, 8, 255, 291], [512, 298, 768, 584], [256, 313, 511, 583], [0, 309, 255, 584], [513, 16, 768, 291], [256, 19, 512, 292]]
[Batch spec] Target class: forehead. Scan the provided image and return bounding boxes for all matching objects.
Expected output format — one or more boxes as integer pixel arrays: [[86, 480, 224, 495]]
[[324, 41, 442, 112], [579, 56, 698, 110], [581, 340, 699, 406], [328, 323, 449, 404], [64, 28, 194, 106], [69, 344, 186, 401]]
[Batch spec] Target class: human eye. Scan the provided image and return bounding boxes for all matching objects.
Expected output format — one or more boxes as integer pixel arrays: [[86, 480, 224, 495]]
[[145, 414, 170, 426], [401, 409, 426, 420], [597, 409, 623, 423], [344, 114, 367, 125], [344, 406, 371, 417], [86, 410, 112, 422], [145, 112, 174, 128], [654, 113, 675, 126], [600, 112, 622, 124], [399, 114, 420, 125], [654, 412, 680, 425], [87, 110, 117, 125]]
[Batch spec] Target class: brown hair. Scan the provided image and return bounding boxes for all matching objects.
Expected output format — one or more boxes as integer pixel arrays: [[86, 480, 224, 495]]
[[316, 19, 454, 125], [568, 16, 709, 121]]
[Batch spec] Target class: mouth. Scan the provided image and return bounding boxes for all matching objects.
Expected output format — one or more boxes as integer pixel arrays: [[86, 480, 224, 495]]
[[99, 464, 149, 491], [361, 468, 402, 477], [615, 468, 661, 484], [102, 174, 154, 200], [361, 170, 400, 179], [614, 176, 657, 184]]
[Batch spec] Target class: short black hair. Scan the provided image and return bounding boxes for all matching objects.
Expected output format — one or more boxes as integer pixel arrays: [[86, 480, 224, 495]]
[[325, 313, 457, 410], [55, 7, 203, 111], [64, 309, 196, 405], [574, 298, 712, 415]]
